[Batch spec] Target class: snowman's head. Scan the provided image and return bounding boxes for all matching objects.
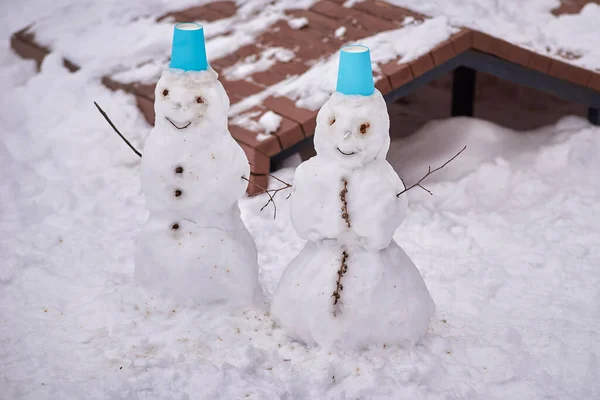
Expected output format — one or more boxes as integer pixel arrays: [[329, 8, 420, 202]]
[[314, 90, 390, 169], [154, 67, 230, 132]]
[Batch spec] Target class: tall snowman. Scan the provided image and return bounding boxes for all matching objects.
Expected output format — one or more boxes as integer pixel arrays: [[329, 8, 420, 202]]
[[271, 45, 435, 348], [135, 23, 263, 309]]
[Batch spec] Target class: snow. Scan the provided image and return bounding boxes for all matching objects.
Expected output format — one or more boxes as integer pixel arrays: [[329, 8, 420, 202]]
[[287, 16, 309, 30], [258, 110, 283, 134], [260, 17, 458, 111], [272, 90, 434, 348], [386, 0, 600, 70], [2, 0, 600, 397], [224, 47, 295, 81], [138, 67, 263, 308], [334, 26, 347, 38]]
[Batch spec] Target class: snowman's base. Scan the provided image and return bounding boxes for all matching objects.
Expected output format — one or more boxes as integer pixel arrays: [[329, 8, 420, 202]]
[[135, 214, 263, 309], [271, 240, 435, 349]]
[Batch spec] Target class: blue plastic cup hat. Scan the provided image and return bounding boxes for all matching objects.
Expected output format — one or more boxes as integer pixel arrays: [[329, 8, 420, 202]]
[[169, 22, 209, 71], [335, 44, 374, 96]]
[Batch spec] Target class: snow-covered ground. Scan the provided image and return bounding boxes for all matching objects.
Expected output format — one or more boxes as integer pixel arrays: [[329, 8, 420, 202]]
[[1, 0, 600, 399]]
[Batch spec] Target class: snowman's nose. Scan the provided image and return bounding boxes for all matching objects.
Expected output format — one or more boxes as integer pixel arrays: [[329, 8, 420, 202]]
[[172, 102, 182, 110], [344, 130, 352, 139]]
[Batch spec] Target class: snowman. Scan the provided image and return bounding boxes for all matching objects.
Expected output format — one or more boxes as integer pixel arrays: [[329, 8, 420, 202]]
[[271, 45, 435, 348], [135, 23, 263, 309]]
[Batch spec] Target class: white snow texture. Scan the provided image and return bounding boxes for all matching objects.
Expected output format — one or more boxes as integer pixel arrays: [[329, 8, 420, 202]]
[[271, 90, 435, 349], [136, 68, 263, 308]]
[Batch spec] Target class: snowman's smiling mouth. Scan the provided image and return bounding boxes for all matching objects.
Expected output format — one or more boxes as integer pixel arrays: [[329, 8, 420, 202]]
[[337, 147, 356, 156], [166, 117, 191, 130]]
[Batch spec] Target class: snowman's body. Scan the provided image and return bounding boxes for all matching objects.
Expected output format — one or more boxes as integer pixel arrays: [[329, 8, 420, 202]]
[[135, 68, 262, 308], [271, 90, 434, 348]]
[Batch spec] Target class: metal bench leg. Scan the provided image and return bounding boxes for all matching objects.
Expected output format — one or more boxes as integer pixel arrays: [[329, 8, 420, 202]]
[[589, 107, 600, 126], [452, 66, 476, 117]]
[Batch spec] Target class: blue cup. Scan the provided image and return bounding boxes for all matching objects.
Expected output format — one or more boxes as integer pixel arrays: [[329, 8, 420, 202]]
[[169, 22, 209, 72], [335, 44, 375, 96]]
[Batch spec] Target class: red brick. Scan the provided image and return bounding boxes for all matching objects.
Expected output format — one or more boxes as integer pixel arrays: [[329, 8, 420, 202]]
[[587, 73, 600, 92], [285, 9, 366, 42], [380, 60, 413, 87], [374, 73, 392, 94], [180, 6, 224, 22], [273, 117, 305, 149], [310, 0, 398, 33], [229, 123, 281, 157], [246, 174, 269, 195], [528, 53, 553, 74], [207, 1, 237, 18], [238, 142, 270, 175], [136, 95, 155, 126], [450, 29, 473, 55], [409, 53, 435, 77], [353, 0, 427, 23], [220, 79, 263, 103], [487, 37, 513, 60], [430, 40, 455, 66], [472, 31, 493, 52], [263, 96, 317, 137], [507, 45, 531, 66], [549, 59, 592, 87]]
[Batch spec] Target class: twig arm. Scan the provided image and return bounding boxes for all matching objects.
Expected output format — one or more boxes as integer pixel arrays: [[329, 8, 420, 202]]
[[94, 102, 142, 158], [397, 146, 466, 197]]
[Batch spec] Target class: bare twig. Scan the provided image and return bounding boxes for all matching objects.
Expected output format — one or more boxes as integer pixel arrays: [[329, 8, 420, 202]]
[[396, 146, 466, 197], [340, 179, 350, 228], [94, 102, 142, 158], [332, 250, 349, 313], [245, 163, 293, 219]]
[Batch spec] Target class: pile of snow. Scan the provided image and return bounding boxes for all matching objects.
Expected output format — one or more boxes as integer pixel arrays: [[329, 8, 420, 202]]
[[2, 48, 600, 395], [387, 0, 600, 70], [287, 16, 309, 30], [2, 0, 600, 397]]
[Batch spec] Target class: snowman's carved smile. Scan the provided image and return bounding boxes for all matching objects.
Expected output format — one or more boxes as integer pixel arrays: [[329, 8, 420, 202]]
[[337, 147, 356, 156], [166, 117, 191, 130]]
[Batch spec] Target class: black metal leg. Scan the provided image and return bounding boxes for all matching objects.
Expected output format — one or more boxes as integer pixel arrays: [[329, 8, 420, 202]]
[[452, 66, 476, 117], [588, 107, 600, 126]]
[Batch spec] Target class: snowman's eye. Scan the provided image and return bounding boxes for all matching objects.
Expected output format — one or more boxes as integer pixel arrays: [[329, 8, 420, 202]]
[[360, 122, 370, 134], [329, 117, 336, 126], [162, 89, 169, 97], [196, 96, 204, 104]]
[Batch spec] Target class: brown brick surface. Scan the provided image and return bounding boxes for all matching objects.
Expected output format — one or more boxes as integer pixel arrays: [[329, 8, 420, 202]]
[[409, 53, 435, 77], [285, 10, 366, 41], [450, 29, 473, 54], [246, 174, 269, 195], [354, 0, 427, 23], [430, 40, 455, 66], [136, 95, 155, 126], [310, 0, 398, 33], [549, 59, 592, 87], [374, 73, 392, 94], [274, 117, 305, 149], [588, 73, 600, 91], [528, 53, 553, 74], [487, 37, 513, 60], [263, 96, 317, 137], [472, 31, 493, 52], [380, 60, 413, 87], [229, 121, 282, 157], [238, 142, 270, 175], [220, 79, 263, 102], [507, 45, 531, 66], [207, 1, 237, 18]]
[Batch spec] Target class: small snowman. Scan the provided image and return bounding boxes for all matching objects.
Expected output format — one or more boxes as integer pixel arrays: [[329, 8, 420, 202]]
[[135, 23, 263, 309], [271, 45, 435, 348]]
